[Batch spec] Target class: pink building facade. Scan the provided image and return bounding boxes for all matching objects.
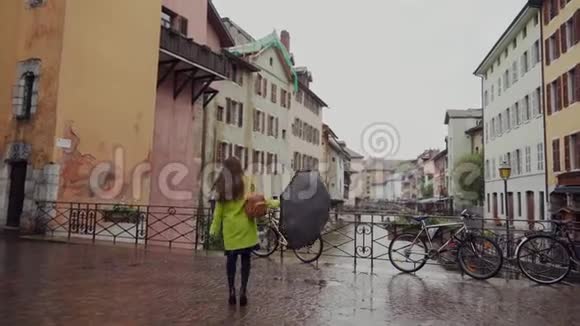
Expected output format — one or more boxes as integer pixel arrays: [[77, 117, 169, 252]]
[[151, 1, 233, 208]]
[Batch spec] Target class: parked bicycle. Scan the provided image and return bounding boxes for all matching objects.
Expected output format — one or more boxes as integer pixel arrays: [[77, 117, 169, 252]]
[[253, 212, 324, 263], [515, 220, 580, 284], [388, 210, 504, 280]]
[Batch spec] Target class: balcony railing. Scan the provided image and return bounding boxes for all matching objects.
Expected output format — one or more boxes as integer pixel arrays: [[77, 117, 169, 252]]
[[159, 26, 228, 78]]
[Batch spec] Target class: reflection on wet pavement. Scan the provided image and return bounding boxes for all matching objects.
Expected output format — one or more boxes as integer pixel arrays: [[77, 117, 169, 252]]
[[0, 238, 578, 325]]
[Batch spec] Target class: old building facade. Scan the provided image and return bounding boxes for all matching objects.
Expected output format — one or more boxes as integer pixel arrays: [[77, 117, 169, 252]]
[[542, 0, 580, 220], [475, 1, 547, 228]]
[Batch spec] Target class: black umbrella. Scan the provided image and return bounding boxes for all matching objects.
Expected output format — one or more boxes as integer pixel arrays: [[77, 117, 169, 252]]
[[280, 170, 331, 249]]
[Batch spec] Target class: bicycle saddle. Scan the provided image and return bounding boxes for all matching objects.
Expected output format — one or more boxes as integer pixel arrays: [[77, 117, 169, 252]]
[[412, 216, 429, 222]]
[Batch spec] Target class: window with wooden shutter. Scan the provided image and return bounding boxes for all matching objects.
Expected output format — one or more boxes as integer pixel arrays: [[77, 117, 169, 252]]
[[575, 10, 580, 45], [287, 92, 292, 109], [574, 133, 580, 170], [565, 135, 571, 171], [553, 139, 561, 172], [563, 72, 569, 108], [543, 2, 550, 25], [256, 75, 262, 95], [238, 103, 244, 127], [226, 98, 233, 124], [253, 110, 259, 132], [244, 148, 249, 170], [545, 39, 551, 65], [556, 77, 563, 111], [561, 24, 568, 54], [281, 89, 287, 108], [271, 84, 277, 103], [536, 87, 543, 115], [546, 83, 552, 115], [252, 151, 260, 174], [260, 152, 265, 174], [554, 33, 561, 60], [262, 78, 268, 98], [266, 153, 273, 174], [575, 64, 580, 102], [274, 117, 279, 138]]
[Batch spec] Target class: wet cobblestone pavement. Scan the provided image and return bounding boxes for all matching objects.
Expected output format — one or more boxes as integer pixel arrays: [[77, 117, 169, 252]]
[[1, 237, 579, 325]]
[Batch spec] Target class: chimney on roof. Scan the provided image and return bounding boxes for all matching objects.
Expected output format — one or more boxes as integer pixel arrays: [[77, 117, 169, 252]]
[[281, 30, 290, 52]]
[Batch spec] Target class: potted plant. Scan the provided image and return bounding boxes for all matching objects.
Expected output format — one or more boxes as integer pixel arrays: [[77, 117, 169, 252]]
[[102, 204, 141, 224]]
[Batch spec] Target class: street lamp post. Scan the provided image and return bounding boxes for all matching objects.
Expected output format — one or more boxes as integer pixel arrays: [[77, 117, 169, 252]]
[[499, 161, 512, 258]]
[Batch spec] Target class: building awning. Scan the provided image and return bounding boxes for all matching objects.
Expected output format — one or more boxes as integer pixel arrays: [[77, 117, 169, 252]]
[[551, 186, 580, 195]]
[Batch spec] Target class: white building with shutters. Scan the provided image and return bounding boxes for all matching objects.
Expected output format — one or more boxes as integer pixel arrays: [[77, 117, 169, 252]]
[[474, 2, 547, 228], [205, 20, 295, 198]]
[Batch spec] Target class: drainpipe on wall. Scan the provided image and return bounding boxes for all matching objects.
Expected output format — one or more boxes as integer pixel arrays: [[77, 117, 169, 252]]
[[539, 6, 550, 220], [198, 103, 210, 212]]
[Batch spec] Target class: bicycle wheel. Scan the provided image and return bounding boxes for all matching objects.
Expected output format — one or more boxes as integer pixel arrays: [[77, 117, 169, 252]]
[[517, 234, 571, 285], [293, 235, 323, 263], [388, 233, 428, 273], [457, 235, 503, 280], [253, 225, 279, 258]]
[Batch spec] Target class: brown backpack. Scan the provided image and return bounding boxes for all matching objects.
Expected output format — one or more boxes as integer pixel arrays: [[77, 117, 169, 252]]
[[245, 193, 267, 219]]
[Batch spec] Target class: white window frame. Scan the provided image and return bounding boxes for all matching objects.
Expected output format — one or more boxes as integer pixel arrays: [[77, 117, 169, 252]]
[[537, 143, 544, 171], [525, 146, 532, 173]]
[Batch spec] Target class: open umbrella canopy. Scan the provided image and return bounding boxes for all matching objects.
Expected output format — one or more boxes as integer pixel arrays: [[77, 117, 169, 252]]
[[280, 171, 331, 249]]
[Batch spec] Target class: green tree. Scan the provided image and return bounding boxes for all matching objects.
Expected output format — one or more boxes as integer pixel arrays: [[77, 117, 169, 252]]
[[453, 153, 484, 203]]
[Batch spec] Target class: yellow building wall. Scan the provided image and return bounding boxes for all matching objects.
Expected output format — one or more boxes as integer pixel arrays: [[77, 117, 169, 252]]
[[544, 0, 580, 188], [0, 0, 67, 167], [54, 0, 161, 203]]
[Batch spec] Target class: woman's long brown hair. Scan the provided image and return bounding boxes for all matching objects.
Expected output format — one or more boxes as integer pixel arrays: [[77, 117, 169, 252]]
[[214, 157, 245, 202]]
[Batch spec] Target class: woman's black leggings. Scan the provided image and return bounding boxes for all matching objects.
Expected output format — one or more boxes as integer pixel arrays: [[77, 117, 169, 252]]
[[226, 252, 251, 293]]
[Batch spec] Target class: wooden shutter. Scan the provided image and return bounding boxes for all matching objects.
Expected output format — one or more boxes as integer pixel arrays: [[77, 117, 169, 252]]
[[554, 0, 559, 18], [553, 139, 561, 172], [575, 10, 580, 45], [556, 77, 563, 111], [576, 135, 580, 169], [546, 83, 552, 115], [543, 2, 550, 25], [563, 72, 569, 108], [261, 112, 265, 133], [263, 78, 267, 98], [560, 0, 566, 9], [255, 75, 261, 95], [287, 93, 292, 109], [561, 24, 567, 54], [564, 135, 571, 171], [554, 33, 561, 60], [238, 103, 244, 127], [545, 39, 551, 65], [576, 64, 580, 102]]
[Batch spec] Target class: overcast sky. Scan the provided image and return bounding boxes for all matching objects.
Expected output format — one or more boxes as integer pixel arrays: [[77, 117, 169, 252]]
[[213, 0, 528, 159]]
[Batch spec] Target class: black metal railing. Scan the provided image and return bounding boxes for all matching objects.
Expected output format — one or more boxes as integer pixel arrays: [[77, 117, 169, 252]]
[[34, 201, 212, 250], [33, 202, 579, 277], [159, 26, 228, 77]]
